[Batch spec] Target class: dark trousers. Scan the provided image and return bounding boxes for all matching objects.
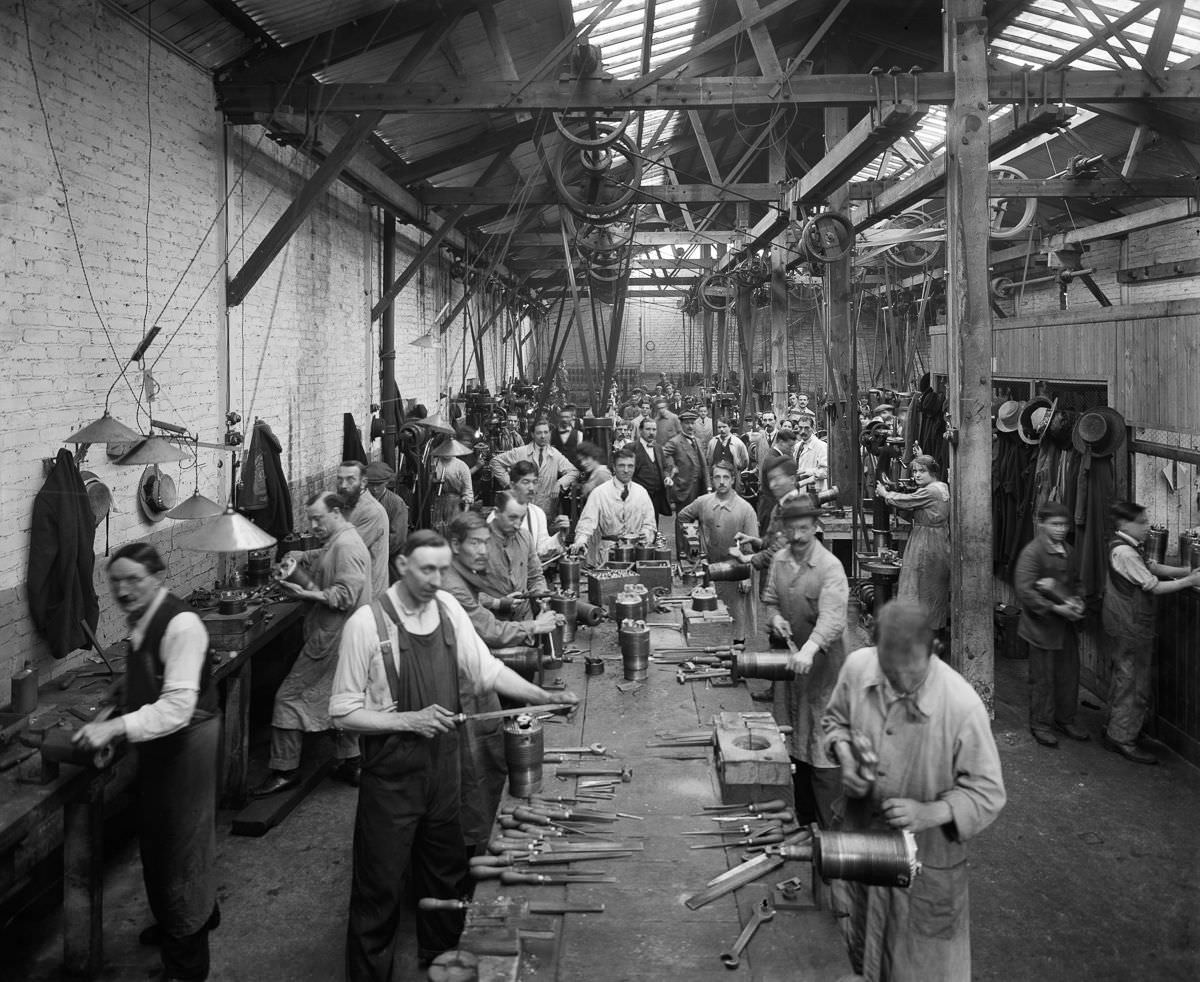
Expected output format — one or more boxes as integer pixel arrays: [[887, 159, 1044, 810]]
[[1106, 634, 1154, 745], [791, 757, 843, 830], [139, 715, 220, 980], [1028, 642, 1080, 730], [346, 738, 466, 981]]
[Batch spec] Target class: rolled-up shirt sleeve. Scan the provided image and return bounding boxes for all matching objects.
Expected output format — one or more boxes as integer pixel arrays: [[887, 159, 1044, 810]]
[[1112, 544, 1158, 591], [938, 703, 1008, 842], [330, 606, 378, 719], [122, 612, 207, 743]]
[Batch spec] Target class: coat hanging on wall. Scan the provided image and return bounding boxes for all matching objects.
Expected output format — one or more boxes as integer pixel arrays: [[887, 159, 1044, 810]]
[[239, 420, 294, 542], [342, 413, 367, 465], [27, 448, 100, 658]]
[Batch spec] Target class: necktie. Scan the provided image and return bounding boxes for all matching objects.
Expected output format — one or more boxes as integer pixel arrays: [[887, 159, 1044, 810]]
[[537, 449, 544, 468], [620, 485, 629, 502]]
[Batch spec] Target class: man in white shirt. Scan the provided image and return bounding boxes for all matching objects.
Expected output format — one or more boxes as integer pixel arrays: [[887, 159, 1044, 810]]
[[793, 414, 829, 493], [503, 459, 565, 559], [571, 446, 658, 563], [331, 530, 577, 977], [74, 543, 220, 981], [490, 418, 578, 518]]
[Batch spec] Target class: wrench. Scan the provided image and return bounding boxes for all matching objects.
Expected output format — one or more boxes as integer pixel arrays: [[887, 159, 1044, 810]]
[[719, 898, 775, 969]]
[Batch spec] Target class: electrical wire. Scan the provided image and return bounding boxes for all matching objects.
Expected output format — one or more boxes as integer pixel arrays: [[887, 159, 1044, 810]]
[[20, 2, 142, 414]]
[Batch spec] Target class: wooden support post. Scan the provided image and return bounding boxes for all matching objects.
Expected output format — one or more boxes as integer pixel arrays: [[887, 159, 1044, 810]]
[[373, 150, 511, 322], [715, 245, 728, 386], [768, 138, 789, 414], [823, 92, 854, 498], [736, 286, 755, 416], [63, 774, 104, 976], [380, 212, 398, 467], [944, 0, 994, 708]]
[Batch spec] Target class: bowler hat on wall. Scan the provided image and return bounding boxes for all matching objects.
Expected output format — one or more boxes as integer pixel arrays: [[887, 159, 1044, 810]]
[[1017, 396, 1055, 446], [138, 465, 177, 523]]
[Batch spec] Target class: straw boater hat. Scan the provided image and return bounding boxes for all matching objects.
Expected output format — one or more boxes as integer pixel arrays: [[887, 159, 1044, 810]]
[[1071, 406, 1126, 457], [994, 400, 1023, 433], [1017, 396, 1055, 446], [137, 465, 177, 523]]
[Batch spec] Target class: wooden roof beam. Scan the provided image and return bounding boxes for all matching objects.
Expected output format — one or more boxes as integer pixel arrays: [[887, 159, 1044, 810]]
[[217, 69, 1200, 114], [226, 15, 462, 308], [418, 183, 782, 205], [734, 0, 783, 76], [855, 102, 1076, 232]]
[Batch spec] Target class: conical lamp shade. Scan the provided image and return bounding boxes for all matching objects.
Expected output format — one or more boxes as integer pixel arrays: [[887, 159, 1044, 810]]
[[176, 506, 277, 552], [166, 492, 224, 520], [410, 333, 443, 349], [65, 411, 142, 445], [431, 438, 473, 457], [422, 413, 455, 435], [115, 436, 189, 465]]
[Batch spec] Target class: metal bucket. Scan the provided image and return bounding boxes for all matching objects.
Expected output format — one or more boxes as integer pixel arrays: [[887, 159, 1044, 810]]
[[503, 714, 543, 798], [618, 619, 650, 681]]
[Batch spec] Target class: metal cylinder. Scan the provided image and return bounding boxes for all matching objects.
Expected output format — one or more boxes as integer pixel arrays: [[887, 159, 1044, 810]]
[[614, 590, 644, 623], [276, 532, 305, 561], [492, 646, 541, 680], [864, 562, 901, 612], [653, 540, 673, 563], [870, 529, 891, 554], [1178, 529, 1200, 565], [558, 556, 582, 594], [575, 600, 606, 627], [734, 651, 794, 681], [1190, 541, 1200, 572], [1145, 525, 1168, 565], [218, 592, 248, 615], [584, 655, 605, 676], [273, 555, 316, 591], [541, 619, 565, 666], [618, 619, 650, 681], [547, 592, 577, 643], [11, 664, 38, 715], [614, 542, 637, 563], [814, 828, 920, 888], [690, 586, 718, 612], [246, 548, 273, 587], [630, 583, 650, 616], [635, 544, 656, 562], [41, 728, 115, 770], [503, 714, 543, 798], [705, 560, 751, 583]]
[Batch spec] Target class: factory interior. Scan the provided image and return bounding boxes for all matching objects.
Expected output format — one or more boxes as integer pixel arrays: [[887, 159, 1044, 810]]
[[3, 1, 1200, 980]]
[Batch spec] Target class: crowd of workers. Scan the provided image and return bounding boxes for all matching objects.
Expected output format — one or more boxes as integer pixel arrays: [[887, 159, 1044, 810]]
[[64, 374, 1191, 982]]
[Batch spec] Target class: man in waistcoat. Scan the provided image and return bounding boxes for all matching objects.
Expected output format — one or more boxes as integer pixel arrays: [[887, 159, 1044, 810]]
[[75, 543, 221, 982]]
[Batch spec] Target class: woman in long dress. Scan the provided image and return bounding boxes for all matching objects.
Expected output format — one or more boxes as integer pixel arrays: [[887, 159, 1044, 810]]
[[876, 454, 951, 629]]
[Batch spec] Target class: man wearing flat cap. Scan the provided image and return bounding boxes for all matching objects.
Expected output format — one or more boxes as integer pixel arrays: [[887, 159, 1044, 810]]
[[663, 410, 710, 513], [763, 496, 849, 828], [365, 462, 408, 582]]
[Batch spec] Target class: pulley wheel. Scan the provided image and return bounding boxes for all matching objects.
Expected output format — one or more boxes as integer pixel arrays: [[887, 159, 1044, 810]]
[[799, 211, 854, 263], [552, 111, 635, 148], [987, 164, 1038, 239]]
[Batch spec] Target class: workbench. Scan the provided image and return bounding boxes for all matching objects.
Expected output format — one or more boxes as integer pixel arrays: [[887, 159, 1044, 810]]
[[0, 598, 302, 977], [462, 618, 848, 981]]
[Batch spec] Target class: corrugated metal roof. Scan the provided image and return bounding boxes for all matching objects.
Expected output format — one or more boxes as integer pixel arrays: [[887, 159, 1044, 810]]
[[236, 0, 397, 47]]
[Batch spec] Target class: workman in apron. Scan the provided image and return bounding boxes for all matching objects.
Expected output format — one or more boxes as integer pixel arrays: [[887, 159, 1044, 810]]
[[330, 529, 578, 979], [1101, 500, 1200, 764], [74, 542, 220, 982]]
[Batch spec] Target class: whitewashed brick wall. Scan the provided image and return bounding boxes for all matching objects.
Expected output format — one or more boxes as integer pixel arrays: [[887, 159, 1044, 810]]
[[0, 1, 467, 701]]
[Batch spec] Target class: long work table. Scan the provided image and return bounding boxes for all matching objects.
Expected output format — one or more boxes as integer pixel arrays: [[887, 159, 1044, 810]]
[[460, 616, 848, 981]]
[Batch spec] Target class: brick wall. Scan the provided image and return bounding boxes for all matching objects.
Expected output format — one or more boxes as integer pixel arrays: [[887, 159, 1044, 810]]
[[0, 1, 479, 703]]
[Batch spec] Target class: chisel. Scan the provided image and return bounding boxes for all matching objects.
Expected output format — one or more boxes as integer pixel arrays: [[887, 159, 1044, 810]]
[[690, 831, 785, 850], [470, 865, 611, 881], [418, 898, 605, 915], [701, 798, 788, 814], [501, 871, 617, 885], [471, 851, 632, 867]]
